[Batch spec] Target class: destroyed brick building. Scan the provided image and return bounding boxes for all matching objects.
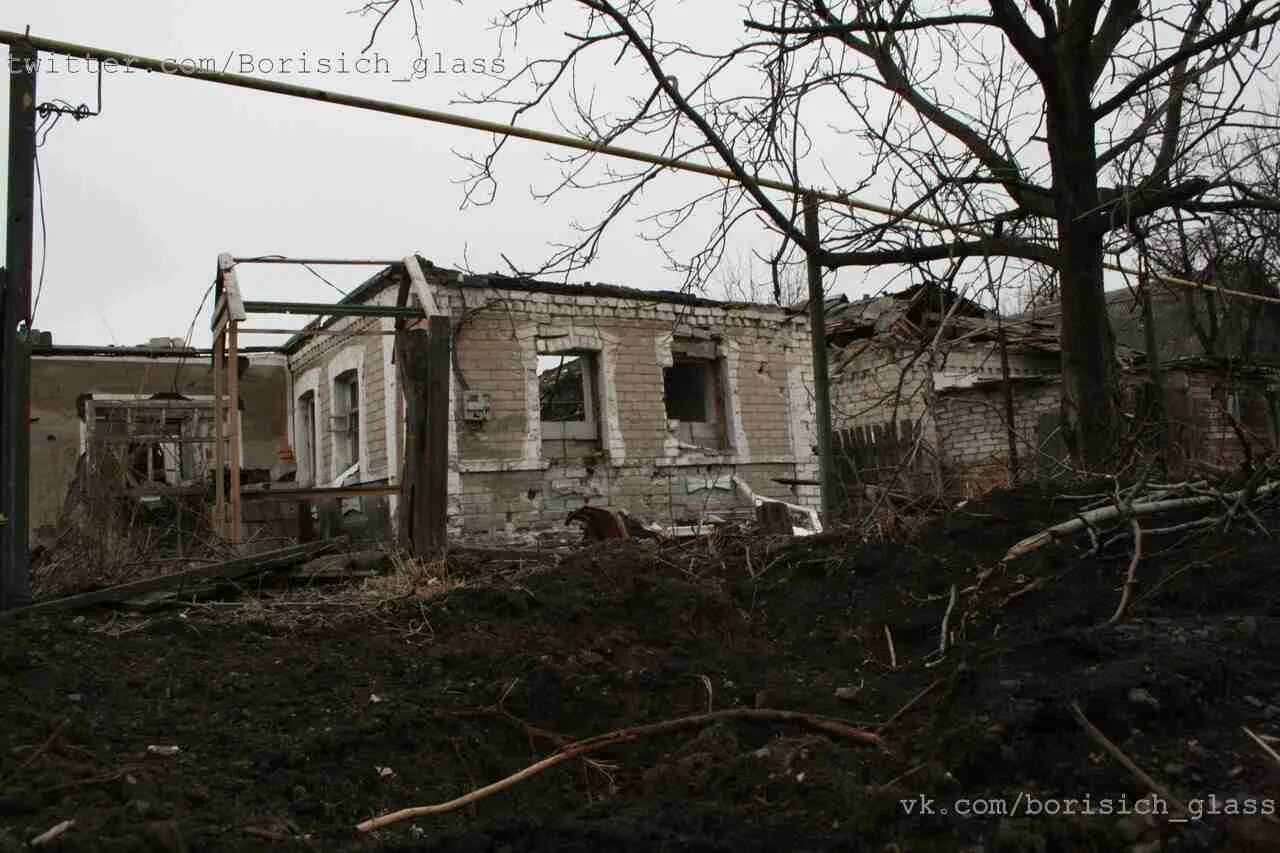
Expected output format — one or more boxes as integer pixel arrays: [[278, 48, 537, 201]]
[[29, 258, 1278, 552], [280, 257, 821, 535], [827, 281, 1280, 499], [27, 338, 288, 541]]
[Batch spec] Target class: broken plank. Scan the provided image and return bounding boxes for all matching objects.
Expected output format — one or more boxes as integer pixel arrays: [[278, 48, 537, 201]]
[[3, 540, 338, 619]]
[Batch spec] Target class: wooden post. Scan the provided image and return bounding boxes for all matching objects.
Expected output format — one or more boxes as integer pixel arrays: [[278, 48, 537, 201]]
[[227, 320, 243, 545], [396, 317, 450, 558], [212, 328, 226, 538], [804, 192, 838, 525], [998, 322, 1021, 483], [0, 41, 37, 608], [296, 500, 315, 543]]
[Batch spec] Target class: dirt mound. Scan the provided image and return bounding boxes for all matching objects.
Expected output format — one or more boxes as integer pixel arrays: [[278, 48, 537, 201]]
[[2, 485, 1279, 851]]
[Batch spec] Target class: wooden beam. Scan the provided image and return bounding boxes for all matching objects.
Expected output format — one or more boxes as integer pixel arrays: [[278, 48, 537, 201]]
[[237, 327, 402, 336], [240, 483, 400, 501], [0, 540, 338, 618], [219, 253, 247, 321], [242, 301, 423, 319], [401, 255, 440, 316], [231, 257, 398, 266], [212, 331, 226, 538], [396, 318, 451, 557], [227, 320, 243, 545]]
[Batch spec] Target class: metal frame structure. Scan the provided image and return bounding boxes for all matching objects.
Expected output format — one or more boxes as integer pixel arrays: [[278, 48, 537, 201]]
[[208, 254, 427, 545]]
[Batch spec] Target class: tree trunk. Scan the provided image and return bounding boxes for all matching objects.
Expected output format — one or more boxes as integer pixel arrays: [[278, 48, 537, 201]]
[[1046, 83, 1118, 470]]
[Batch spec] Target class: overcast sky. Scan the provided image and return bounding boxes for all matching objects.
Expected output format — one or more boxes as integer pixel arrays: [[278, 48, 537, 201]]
[[0, 1, 883, 347]]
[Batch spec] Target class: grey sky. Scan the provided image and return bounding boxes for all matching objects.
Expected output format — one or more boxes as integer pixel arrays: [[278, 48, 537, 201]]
[[5, 1, 865, 347]]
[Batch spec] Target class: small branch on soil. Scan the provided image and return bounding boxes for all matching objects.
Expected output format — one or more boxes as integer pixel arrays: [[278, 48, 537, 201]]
[[4, 718, 67, 782], [877, 679, 943, 733], [937, 585, 958, 658], [998, 578, 1043, 608], [1243, 726, 1280, 769], [1108, 520, 1144, 625], [1069, 702, 1187, 816], [878, 763, 929, 790], [356, 709, 883, 832], [1004, 482, 1280, 562], [884, 625, 898, 669], [30, 819, 75, 847], [694, 674, 714, 713]]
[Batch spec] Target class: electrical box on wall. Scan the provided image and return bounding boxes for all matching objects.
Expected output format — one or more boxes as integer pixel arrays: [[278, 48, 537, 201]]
[[463, 391, 491, 422]]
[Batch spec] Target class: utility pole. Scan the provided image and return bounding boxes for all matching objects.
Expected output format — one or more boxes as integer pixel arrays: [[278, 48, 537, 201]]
[[804, 192, 838, 525], [1, 41, 38, 608]]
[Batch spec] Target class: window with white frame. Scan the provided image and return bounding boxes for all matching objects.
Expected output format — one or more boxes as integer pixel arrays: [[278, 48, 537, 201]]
[[664, 338, 727, 448], [539, 351, 601, 456], [331, 368, 360, 476]]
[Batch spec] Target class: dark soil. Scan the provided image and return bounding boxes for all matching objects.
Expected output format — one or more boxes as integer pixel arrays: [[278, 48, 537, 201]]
[[3, 485, 1279, 852]]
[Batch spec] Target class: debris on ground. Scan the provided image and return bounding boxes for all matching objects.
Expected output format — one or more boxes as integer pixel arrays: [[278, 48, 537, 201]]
[[2, 483, 1278, 851]]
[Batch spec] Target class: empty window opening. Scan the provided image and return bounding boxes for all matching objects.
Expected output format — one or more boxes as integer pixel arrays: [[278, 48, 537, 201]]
[[664, 360, 712, 422], [664, 339, 726, 449], [331, 368, 360, 477], [539, 351, 600, 455]]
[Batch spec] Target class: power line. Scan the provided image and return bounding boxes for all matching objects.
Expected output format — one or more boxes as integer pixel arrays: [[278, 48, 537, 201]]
[[29, 148, 48, 322], [1, 29, 1278, 307], [232, 255, 351, 298]]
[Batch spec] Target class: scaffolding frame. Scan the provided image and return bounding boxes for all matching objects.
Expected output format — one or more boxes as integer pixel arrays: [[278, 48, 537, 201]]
[[209, 253, 428, 545]]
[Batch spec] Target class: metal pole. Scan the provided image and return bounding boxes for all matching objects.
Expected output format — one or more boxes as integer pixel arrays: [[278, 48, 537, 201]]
[[230, 257, 400, 266], [804, 193, 838, 525], [1, 41, 37, 608]]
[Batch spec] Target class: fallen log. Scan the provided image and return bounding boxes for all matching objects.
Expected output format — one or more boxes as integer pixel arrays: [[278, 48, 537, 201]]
[[2, 540, 339, 618], [356, 708, 882, 832], [1003, 481, 1279, 562]]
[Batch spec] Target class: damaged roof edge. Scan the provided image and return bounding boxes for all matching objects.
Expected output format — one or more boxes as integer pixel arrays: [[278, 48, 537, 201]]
[[280, 256, 803, 355]]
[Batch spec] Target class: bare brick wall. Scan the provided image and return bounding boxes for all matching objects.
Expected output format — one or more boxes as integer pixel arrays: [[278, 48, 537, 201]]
[[933, 380, 1061, 495], [829, 340, 1059, 497], [337, 270, 822, 532], [1161, 368, 1277, 468]]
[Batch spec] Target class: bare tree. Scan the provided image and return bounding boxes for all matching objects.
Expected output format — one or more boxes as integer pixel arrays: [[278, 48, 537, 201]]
[[362, 1, 1280, 468], [1142, 121, 1280, 361]]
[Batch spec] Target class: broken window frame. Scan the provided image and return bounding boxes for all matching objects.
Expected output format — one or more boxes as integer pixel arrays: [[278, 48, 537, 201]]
[[665, 338, 728, 449], [539, 349, 601, 443], [296, 389, 318, 485], [80, 394, 219, 488], [331, 368, 361, 476]]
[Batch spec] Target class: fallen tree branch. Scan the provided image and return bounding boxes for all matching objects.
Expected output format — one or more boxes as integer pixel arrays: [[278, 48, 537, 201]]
[[877, 679, 943, 733], [30, 819, 75, 847], [356, 709, 882, 832], [1243, 726, 1280, 769], [1003, 482, 1279, 562], [1108, 520, 1143, 624], [938, 584, 958, 657], [1069, 702, 1187, 816]]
